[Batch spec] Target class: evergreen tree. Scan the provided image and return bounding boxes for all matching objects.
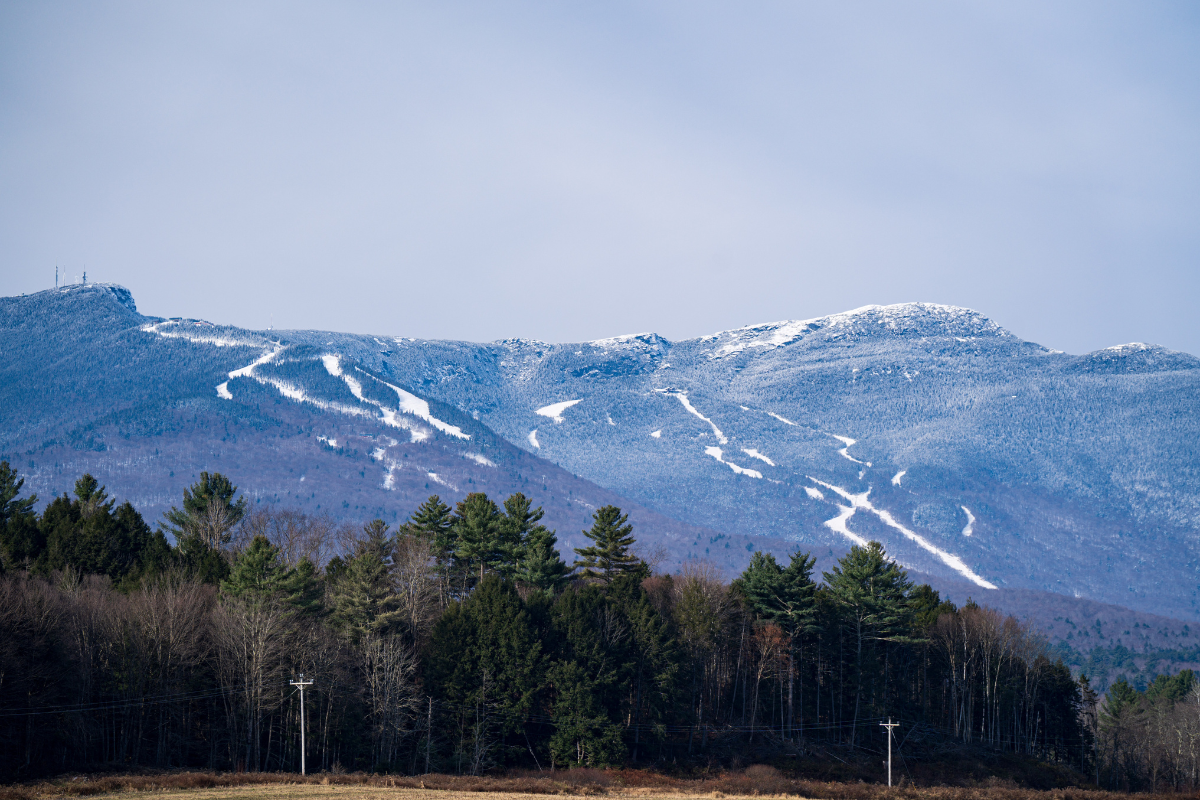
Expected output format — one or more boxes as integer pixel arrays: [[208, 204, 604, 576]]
[[573, 505, 639, 583], [424, 576, 544, 772], [36, 474, 168, 587], [161, 471, 247, 546], [547, 584, 629, 766], [0, 461, 38, 571], [823, 541, 914, 746], [452, 493, 505, 587], [162, 472, 246, 585], [329, 519, 399, 642]]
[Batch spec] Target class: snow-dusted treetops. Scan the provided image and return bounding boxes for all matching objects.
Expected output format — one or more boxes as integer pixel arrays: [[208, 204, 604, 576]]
[[2, 283, 1199, 620]]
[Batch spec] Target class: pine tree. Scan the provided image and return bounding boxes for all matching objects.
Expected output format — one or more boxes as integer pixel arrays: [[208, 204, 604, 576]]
[[0, 461, 40, 571], [503, 493, 568, 593], [452, 493, 505, 587], [162, 472, 246, 584], [573, 505, 639, 583], [36, 474, 166, 586], [329, 519, 400, 642], [823, 541, 914, 747]]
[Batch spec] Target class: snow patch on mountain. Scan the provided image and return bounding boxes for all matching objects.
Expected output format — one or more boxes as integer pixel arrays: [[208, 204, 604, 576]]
[[742, 449, 776, 467], [216, 382, 232, 399], [663, 391, 728, 444], [892, 470, 906, 486], [704, 446, 763, 479], [650, 429, 662, 438], [528, 429, 540, 448], [961, 506, 976, 537], [465, 453, 496, 467], [831, 435, 872, 466], [536, 399, 582, 423], [810, 478, 997, 589]]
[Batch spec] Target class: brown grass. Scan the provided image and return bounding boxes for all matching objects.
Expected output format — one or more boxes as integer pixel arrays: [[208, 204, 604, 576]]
[[0, 770, 1195, 800]]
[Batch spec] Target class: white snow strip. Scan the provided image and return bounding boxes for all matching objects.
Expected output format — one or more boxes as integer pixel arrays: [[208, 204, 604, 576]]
[[321, 354, 342, 376], [805, 486, 825, 500], [767, 411, 797, 426], [809, 478, 996, 589], [371, 448, 386, 461], [528, 429, 540, 449], [356, 369, 470, 440], [892, 470, 907, 486], [383, 466, 397, 490], [427, 472, 457, 490], [317, 436, 338, 448], [831, 434, 872, 466], [650, 429, 662, 438], [824, 504, 870, 547], [663, 391, 727, 443], [216, 382, 232, 400], [228, 344, 284, 379], [740, 405, 751, 411], [742, 448, 776, 467], [536, 399, 582, 423], [465, 453, 496, 467], [140, 321, 263, 349], [961, 506, 976, 537], [704, 446, 763, 479], [607, 415, 616, 426]]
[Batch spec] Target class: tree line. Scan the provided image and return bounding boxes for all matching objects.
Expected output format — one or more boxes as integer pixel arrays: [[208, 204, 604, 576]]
[[1, 462, 1195, 786]]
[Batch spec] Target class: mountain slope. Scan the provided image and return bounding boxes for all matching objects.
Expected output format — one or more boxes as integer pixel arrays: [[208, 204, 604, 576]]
[[2, 286, 1198, 619]]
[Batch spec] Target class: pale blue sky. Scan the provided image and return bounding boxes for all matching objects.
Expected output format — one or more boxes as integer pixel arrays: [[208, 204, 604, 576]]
[[2, 2, 1198, 354]]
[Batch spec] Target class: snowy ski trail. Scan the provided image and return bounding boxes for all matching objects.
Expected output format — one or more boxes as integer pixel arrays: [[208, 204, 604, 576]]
[[536, 399, 582, 423], [704, 446, 763, 479], [661, 391, 728, 443], [809, 478, 997, 589]]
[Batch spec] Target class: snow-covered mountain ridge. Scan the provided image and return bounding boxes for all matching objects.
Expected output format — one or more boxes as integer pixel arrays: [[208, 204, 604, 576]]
[[3, 285, 1199, 620]]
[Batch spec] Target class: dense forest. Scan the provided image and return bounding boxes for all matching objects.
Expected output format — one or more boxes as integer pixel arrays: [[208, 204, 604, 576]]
[[0, 463, 1197, 790]]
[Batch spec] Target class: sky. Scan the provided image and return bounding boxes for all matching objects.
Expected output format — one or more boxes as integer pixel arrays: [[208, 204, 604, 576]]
[[1, 2, 1198, 354]]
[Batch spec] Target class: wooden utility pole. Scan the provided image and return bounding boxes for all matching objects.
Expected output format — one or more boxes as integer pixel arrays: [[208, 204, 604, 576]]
[[291, 675, 314, 775], [880, 717, 899, 787]]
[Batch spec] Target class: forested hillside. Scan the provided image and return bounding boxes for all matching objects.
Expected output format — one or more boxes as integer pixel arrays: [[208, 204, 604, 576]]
[[3, 465, 1198, 790]]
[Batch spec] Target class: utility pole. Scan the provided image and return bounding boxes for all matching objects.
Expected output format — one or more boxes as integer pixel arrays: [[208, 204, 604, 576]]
[[880, 717, 899, 787], [291, 674, 314, 775], [425, 696, 432, 773]]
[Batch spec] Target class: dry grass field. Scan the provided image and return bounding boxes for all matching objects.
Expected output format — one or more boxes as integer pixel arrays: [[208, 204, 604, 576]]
[[1, 769, 1196, 800]]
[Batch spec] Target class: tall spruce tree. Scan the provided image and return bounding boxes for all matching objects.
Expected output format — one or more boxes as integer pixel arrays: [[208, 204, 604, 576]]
[[37, 474, 168, 587], [736, 549, 817, 739], [823, 541, 914, 746], [503, 493, 569, 593], [573, 505, 639, 583], [453, 493, 505, 587], [329, 519, 400, 642], [0, 461, 40, 571]]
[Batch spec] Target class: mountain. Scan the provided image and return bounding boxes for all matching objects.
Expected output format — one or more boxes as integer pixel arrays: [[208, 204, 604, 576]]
[[3, 284, 1199, 622]]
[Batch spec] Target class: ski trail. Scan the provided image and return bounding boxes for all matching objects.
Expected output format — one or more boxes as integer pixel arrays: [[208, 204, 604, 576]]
[[805, 486, 825, 500], [809, 478, 997, 590], [831, 434, 872, 466], [704, 446, 763, 478], [824, 503, 870, 547], [767, 411, 797, 426], [650, 429, 662, 438], [365, 370, 470, 440], [229, 343, 284, 379], [661, 391, 728, 443], [536, 399, 582, 423], [742, 448, 776, 466], [892, 470, 906, 486], [216, 382, 232, 400], [528, 429, 540, 449], [961, 506, 975, 537]]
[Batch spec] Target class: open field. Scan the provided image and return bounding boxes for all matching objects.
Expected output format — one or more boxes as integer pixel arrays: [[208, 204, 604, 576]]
[[1, 771, 1195, 800]]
